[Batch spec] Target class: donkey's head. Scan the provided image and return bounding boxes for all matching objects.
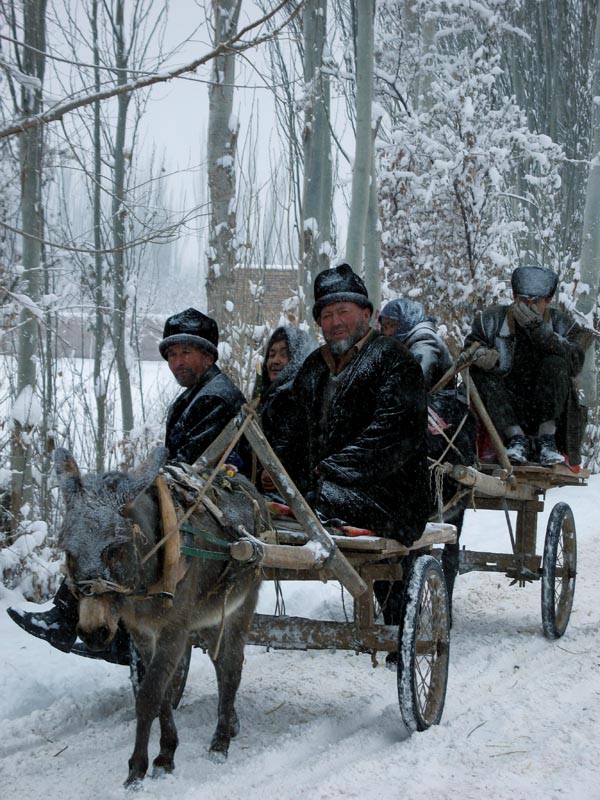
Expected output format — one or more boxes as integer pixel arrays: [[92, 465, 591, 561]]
[[55, 446, 169, 650]]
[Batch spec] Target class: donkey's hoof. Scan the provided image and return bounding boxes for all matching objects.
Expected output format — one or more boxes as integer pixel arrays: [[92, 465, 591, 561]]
[[152, 754, 175, 778], [124, 775, 144, 791], [208, 747, 228, 764], [151, 765, 173, 779]]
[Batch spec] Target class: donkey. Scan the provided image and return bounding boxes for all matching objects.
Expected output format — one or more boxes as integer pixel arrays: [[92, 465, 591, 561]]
[[54, 445, 264, 787]]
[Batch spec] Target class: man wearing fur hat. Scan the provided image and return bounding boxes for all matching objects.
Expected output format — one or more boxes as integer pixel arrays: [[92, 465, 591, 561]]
[[7, 308, 245, 659], [276, 263, 430, 546], [465, 265, 590, 466], [159, 308, 245, 464]]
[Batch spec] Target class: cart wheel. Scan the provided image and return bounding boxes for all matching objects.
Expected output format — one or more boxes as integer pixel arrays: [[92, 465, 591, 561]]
[[541, 502, 577, 639], [130, 641, 192, 709], [398, 555, 450, 732]]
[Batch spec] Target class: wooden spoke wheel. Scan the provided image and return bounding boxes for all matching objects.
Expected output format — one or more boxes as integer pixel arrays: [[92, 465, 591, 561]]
[[130, 641, 192, 709], [541, 502, 577, 640], [398, 555, 450, 732]]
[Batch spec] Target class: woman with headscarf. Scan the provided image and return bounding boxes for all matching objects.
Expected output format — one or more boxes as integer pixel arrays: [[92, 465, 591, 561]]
[[252, 326, 315, 492], [379, 298, 452, 390]]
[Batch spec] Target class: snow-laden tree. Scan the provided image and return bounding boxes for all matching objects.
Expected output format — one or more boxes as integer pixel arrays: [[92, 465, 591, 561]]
[[575, 10, 600, 467], [375, 0, 563, 349], [502, 0, 599, 279], [50, 0, 175, 468], [3, 0, 48, 532]]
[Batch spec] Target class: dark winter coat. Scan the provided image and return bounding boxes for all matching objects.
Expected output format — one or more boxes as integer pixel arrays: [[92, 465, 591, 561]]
[[381, 298, 452, 390], [259, 327, 316, 446], [277, 331, 430, 545], [165, 364, 246, 464], [464, 304, 590, 464]]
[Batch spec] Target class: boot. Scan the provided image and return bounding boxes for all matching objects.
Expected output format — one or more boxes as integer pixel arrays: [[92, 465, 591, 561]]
[[536, 434, 565, 467], [7, 603, 77, 653], [70, 625, 131, 666], [506, 434, 530, 465]]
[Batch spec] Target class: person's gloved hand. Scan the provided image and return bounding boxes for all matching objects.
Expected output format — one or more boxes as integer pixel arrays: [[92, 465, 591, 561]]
[[472, 346, 499, 371], [513, 301, 543, 331]]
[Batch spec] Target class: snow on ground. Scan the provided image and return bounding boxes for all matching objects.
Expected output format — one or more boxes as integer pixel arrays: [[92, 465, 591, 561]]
[[1, 477, 599, 799]]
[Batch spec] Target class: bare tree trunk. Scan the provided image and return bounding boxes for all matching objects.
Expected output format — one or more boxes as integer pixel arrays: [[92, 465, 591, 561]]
[[111, 0, 134, 438], [92, 0, 108, 471], [206, 0, 241, 332], [345, 0, 375, 279], [364, 151, 381, 314], [301, 0, 332, 318], [10, 0, 47, 531], [577, 8, 600, 408]]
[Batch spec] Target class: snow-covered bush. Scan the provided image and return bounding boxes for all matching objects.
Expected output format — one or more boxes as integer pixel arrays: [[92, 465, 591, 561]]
[[0, 518, 63, 600], [375, 0, 564, 350]]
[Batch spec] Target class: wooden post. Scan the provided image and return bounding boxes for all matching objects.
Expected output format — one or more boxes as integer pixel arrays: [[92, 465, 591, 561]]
[[429, 341, 480, 395], [449, 464, 536, 500], [230, 540, 330, 571], [466, 372, 515, 478], [242, 417, 368, 599]]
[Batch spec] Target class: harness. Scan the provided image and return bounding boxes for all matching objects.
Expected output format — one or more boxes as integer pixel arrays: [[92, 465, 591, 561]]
[[179, 523, 234, 561], [66, 457, 266, 602]]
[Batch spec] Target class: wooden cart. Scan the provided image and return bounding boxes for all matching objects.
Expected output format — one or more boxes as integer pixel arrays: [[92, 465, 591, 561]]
[[137, 393, 588, 730], [181, 408, 458, 733], [446, 460, 587, 639]]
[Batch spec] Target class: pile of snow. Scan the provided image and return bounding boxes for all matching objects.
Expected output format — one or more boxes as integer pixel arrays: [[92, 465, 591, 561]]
[[1, 478, 599, 799]]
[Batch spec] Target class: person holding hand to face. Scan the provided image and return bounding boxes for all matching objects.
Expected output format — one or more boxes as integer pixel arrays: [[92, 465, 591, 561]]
[[464, 266, 590, 466]]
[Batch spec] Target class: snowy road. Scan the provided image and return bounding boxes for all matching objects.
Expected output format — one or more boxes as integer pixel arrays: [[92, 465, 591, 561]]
[[2, 478, 599, 799]]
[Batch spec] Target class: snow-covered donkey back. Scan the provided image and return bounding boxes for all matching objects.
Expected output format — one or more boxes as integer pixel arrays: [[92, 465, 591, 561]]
[[54, 446, 264, 787]]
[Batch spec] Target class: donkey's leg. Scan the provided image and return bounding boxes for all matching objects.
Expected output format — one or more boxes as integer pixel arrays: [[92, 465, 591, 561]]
[[151, 681, 178, 777], [207, 593, 257, 762], [126, 634, 186, 786], [207, 630, 244, 762]]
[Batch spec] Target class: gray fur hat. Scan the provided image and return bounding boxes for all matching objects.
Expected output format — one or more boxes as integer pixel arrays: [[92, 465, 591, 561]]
[[511, 266, 558, 299], [312, 263, 373, 321], [159, 308, 219, 360]]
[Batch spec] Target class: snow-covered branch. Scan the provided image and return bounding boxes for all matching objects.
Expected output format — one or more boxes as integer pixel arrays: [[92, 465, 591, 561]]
[[0, 0, 304, 140]]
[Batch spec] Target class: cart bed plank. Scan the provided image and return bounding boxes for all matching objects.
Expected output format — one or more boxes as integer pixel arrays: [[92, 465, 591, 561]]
[[262, 520, 456, 553], [478, 461, 589, 489]]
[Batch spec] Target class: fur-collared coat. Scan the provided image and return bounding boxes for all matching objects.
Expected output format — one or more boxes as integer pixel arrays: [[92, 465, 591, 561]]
[[277, 332, 430, 544], [165, 364, 245, 464]]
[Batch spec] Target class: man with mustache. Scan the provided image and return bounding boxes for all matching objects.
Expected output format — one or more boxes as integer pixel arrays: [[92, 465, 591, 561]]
[[276, 263, 430, 547]]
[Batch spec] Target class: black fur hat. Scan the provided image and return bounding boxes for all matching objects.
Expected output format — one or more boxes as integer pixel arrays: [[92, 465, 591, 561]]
[[159, 308, 219, 360], [511, 266, 558, 299], [312, 263, 373, 321]]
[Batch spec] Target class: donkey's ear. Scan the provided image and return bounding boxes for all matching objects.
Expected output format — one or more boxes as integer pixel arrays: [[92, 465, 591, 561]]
[[54, 448, 83, 499], [122, 446, 170, 503]]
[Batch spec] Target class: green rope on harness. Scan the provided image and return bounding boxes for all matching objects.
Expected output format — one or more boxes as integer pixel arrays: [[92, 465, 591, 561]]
[[180, 545, 232, 561], [179, 523, 232, 561]]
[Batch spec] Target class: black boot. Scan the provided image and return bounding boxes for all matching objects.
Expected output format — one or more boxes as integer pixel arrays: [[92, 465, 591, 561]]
[[7, 586, 78, 654], [506, 434, 531, 465], [70, 625, 131, 666], [536, 434, 565, 467], [7, 605, 76, 652]]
